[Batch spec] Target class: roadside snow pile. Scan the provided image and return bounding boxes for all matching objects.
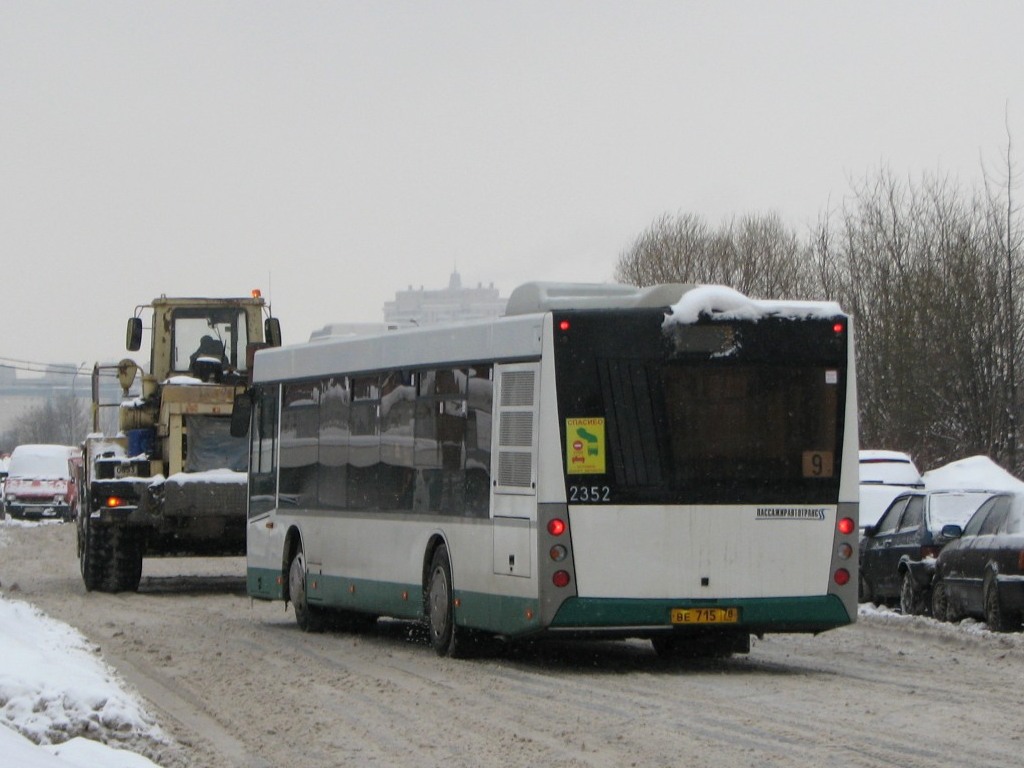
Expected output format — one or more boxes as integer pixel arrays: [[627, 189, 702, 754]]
[[1, 726, 162, 768], [0, 593, 166, 766], [859, 602, 1024, 646], [923, 455, 1024, 492]]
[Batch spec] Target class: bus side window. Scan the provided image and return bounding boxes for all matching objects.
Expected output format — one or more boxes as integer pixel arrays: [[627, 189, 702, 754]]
[[415, 368, 467, 515], [438, 369, 467, 515], [249, 386, 279, 517], [380, 370, 416, 512], [279, 381, 319, 508], [465, 365, 493, 517], [348, 375, 380, 510], [318, 377, 349, 509]]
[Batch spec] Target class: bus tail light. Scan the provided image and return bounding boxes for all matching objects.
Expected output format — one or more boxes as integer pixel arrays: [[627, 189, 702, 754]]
[[833, 568, 850, 586], [837, 517, 855, 535], [547, 518, 566, 536], [553, 570, 571, 588], [549, 544, 567, 562]]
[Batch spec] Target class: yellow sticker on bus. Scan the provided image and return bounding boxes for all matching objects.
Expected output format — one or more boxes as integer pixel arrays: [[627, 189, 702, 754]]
[[566, 417, 606, 474]]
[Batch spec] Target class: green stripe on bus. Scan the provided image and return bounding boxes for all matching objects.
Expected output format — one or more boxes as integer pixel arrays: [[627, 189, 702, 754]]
[[248, 567, 284, 600], [309, 573, 543, 634], [249, 568, 542, 635], [549, 595, 853, 631], [249, 566, 850, 636], [291, 573, 415, 620], [451, 591, 541, 635]]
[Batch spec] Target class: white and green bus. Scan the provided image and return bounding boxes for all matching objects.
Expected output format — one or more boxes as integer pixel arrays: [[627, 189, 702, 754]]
[[241, 282, 859, 657]]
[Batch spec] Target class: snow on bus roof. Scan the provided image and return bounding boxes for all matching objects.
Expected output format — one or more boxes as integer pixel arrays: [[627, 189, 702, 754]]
[[663, 285, 844, 325]]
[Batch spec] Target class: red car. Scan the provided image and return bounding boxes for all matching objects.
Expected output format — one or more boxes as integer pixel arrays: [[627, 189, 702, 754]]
[[2, 444, 81, 522]]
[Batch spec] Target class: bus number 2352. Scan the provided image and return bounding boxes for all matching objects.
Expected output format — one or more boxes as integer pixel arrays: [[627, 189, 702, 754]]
[[568, 485, 611, 502]]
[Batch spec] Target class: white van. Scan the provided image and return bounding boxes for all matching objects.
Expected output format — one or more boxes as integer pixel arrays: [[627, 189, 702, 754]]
[[859, 450, 924, 529]]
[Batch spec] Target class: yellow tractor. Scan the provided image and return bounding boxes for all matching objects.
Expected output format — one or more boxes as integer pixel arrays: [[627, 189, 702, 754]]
[[78, 294, 281, 592]]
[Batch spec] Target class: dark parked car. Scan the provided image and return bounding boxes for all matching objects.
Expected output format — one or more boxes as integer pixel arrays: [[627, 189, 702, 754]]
[[931, 493, 1024, 631], [859, 489, 996, 614]]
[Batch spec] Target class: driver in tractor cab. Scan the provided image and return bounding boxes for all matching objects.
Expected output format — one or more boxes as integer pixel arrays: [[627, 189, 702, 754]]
[[189, 335, 227, 381]]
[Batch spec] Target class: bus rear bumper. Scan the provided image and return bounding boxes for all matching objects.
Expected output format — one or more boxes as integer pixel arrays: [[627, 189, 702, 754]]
[[547, 594, 855, 636]]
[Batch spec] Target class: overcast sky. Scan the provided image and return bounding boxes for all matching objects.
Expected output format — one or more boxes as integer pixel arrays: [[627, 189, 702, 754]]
[[2, 1, 1022, 371]]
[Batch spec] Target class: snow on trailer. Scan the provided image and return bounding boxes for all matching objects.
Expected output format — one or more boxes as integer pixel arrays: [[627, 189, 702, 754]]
[[244, 281, 860, 659]]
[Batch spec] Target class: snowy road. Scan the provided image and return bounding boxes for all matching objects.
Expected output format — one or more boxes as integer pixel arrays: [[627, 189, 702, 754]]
[[3, 522, 1022, 768]]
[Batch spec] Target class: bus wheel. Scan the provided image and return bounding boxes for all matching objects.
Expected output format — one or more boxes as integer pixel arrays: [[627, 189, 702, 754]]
[[426, 544, 463, 657], [288, 545, 324, 633]]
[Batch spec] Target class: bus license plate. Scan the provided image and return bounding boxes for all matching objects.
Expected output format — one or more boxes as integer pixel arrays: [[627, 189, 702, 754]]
[[671, 607, 739, 625]]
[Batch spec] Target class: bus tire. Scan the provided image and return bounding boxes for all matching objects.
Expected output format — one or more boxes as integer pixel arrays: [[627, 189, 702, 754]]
[[426, 544, 463, 658], [288, 545, 324, 633]]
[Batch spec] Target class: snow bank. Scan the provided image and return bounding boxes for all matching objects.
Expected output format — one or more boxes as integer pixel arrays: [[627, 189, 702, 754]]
[[0, 592, 167, 766], [858, 602, 1024, 645], [664, 285, 843, 325], [0, 726, 161, 768]]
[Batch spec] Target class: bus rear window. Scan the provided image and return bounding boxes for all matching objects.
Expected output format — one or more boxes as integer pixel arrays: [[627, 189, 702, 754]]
[[661, 365, 839, 488], [556, 311, 847, 505]]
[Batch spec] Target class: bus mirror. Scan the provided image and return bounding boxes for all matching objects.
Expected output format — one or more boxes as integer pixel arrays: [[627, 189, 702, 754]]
[[126, 317, 143, 351], [230, 393, 252, 438], [265, 317, 282, 347]]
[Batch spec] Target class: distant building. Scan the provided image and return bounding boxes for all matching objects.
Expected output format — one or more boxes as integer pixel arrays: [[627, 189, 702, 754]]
[[383, 271, 507, 326], [0, 364, 119, 438]]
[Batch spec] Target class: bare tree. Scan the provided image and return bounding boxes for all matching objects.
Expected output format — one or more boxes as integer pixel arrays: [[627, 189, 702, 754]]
[[814, 165, 1023, 473], [981, 119, 1024, 471], [4, 394, 90, 448], [615, 211, 813, 299]]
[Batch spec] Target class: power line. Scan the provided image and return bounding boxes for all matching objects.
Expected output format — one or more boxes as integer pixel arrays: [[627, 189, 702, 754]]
[[0, 359, 119, 379], [0, 357, 87, 374]]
